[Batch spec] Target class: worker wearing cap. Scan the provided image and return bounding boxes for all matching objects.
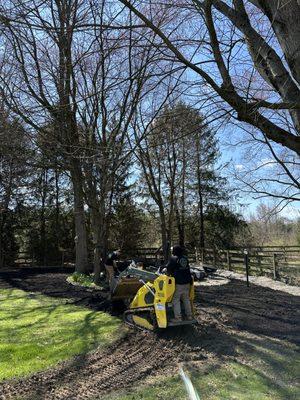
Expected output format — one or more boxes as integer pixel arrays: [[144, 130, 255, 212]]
[[105, 249, 120, 288], [167, 245, 193, 322]]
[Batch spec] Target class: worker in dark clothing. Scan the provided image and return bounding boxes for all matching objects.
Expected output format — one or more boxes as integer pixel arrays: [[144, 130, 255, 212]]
[[105, 249, 121, 288], [167, 245, 193, 322]]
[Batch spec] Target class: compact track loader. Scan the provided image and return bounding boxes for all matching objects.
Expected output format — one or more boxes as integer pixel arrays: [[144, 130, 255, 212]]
[[110, 264, 197, 331]]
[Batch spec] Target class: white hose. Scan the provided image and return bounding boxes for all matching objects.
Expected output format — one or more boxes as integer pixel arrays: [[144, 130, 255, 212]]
[[179, 367, 200, 400]]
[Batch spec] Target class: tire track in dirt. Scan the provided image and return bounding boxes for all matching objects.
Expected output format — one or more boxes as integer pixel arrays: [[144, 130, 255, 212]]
[[0, 287, 221, 399], [0, 267, 298, 399], [0, 321, 215, 400]]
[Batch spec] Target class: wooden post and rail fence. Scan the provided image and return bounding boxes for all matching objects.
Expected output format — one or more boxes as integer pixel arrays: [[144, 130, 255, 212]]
[[128, 245, 300, 286], [2, 245, 300, 286], [196, 245, 300, 286]]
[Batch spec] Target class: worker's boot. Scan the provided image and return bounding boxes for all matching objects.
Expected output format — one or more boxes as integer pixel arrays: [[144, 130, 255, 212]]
[[169, 317, 182, 323]]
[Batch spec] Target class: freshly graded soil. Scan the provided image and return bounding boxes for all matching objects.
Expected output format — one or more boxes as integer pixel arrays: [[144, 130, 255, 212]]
[[0, 267, 299, 400]]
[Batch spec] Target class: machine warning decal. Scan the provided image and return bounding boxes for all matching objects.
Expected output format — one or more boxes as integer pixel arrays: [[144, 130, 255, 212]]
[[156, 304, 165, 310]]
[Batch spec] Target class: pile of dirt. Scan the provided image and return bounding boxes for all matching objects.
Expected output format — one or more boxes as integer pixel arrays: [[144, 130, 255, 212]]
[[0, 267, 299, 400]]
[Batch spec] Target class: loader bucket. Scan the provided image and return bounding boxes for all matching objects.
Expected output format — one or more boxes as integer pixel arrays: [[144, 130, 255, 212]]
[[111, 277, 143, 300]]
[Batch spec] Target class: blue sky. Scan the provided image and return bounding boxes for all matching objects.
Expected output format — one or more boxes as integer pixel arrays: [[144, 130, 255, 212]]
[[217, 124, 300, 221]]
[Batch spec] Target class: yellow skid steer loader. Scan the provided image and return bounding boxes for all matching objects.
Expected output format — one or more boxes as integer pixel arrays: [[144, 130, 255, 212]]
[[110, 264, 197, 331]]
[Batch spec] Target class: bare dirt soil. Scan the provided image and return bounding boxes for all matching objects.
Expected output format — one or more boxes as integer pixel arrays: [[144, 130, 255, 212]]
[[0, 267, 299, 400]]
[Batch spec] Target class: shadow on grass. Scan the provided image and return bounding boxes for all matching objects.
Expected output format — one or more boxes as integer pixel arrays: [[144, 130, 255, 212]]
[[0, 267, 110, 312], [0, 287, 122, 385]]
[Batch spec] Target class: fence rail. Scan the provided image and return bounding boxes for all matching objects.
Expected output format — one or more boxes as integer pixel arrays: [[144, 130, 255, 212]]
[[197, 247, 300, 286], [3, 245, 300, 286], [6, 249, 76, 268]]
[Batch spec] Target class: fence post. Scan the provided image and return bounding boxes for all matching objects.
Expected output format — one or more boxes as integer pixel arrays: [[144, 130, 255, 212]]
[[213, 248, 216, 268], [200, 247, 204, 264], [195, 247, 198, 263], [273, 253, 278, 280], [226, 250, 231, 271], [244, 249, 250, 287], [0, 249, 3, 269], [31, 250, 34, 267], [61, 251, 65, 268]]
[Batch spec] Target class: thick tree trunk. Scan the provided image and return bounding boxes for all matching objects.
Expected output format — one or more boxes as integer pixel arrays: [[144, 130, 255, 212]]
[[256, 0, 300, 131], [175, 206, 185, 248], [91, 211, 102, 285], [168, 188, 175, 250], [40, 202, 46, 265], [54, 167, 61, 255], [253, 0, 300, 85], [180, 208, 185, 248], [93, 248, 102, 285], [40, 169, 47, 266], [195, 136, 205, 251], [71, 162, 88, 274], [214, 0, 300, 135], [90, 208, 107, 285], [0, 212, 5, 269], [159, 208, 170, 261], [199, 189, 205, 250], [180, 146, 186, 248], [0, 166, 13, 269]]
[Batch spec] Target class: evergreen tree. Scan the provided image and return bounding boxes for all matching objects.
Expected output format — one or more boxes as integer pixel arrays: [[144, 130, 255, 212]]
[[0, 116, 30, 267], [109, 193, 146, 257]]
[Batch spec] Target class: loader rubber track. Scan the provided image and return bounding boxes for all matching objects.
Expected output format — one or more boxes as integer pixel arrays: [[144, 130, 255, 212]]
[[123, 306, 157, 331]]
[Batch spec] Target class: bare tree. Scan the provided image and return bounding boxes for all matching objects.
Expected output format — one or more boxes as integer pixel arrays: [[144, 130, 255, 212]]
[[133, 101, 223, 257], [134, 116, 181, 259], [118, 0, 300, 210], [119, 0, 300, 153], [73, 2, 179, 280], [0, 0, 93, 272], [0, 0, 180, 274]]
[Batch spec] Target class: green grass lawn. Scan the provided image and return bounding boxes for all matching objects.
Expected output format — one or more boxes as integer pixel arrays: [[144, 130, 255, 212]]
[[103, 333, 300, 400], [0, 288, 124, 381], [1, 288, 299, 399]]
